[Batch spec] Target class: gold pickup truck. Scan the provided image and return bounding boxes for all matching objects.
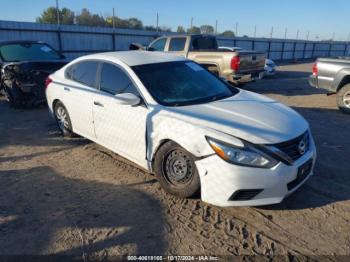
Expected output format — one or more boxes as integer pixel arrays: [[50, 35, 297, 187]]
[[144, 34, 266, 85]]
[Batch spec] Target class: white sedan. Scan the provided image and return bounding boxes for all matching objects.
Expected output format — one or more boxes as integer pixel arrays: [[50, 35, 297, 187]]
[[46, 51, 316, 207]]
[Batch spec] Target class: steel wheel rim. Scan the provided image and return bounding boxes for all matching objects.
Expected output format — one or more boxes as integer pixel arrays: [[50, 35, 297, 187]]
[[163, 149, 193, 186], [343, 91, 350, 108], [56, 106, 69, 131]]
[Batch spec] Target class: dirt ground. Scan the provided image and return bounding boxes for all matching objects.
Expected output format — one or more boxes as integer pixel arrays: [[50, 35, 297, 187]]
[[0, 62, 350, 260]]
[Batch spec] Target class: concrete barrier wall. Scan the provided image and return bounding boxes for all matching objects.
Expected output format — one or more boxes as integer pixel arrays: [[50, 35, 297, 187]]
[[0, 20, 348, 60]]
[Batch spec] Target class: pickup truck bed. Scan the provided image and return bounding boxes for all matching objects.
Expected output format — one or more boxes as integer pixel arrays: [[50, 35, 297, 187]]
[[309, 57, 350, 113], [146, 34, 266, 85]]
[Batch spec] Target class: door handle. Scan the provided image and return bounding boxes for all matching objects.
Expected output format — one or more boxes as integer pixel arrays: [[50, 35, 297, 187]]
[[94, 101, 104, 107], [64, 87, 70, 92]]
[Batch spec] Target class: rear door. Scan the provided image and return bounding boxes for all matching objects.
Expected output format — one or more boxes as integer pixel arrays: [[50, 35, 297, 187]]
[[62, 60, 98, 140], [92, 62, 148, 167]]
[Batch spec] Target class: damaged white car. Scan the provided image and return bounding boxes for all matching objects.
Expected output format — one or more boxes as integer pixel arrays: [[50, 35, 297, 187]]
[[46, 51, 316, 207]]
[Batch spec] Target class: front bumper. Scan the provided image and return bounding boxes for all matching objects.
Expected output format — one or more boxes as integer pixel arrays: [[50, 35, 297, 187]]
[[195, 139, 317, 207]]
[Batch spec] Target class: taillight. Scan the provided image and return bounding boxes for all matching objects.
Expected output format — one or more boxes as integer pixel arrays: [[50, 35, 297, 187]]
[[231, 56, 240, 71], [45, 77, 52, 88], [312, 63, 318, 76]]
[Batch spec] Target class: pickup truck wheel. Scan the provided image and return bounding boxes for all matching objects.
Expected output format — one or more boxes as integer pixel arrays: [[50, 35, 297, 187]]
[[54, 101, 74, 137], [154, 141, 200, 198], [337, 84, 350, 114]]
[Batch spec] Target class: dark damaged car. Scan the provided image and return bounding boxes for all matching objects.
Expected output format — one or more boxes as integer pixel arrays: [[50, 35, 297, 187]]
[[0, 41, 67, 108]]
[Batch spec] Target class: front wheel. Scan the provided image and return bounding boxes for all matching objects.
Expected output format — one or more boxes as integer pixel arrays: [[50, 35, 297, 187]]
[[337, 84, 350, 114], [54, 101, 74, 137], [3, 84, 21, 108], [153, 141, 200, 198]]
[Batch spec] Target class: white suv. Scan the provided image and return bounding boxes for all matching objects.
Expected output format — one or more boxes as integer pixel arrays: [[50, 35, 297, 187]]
[[46, 51, 316, 207]]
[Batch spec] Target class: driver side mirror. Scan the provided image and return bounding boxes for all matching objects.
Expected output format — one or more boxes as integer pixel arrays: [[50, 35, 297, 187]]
[[114, 93, 141, 106]]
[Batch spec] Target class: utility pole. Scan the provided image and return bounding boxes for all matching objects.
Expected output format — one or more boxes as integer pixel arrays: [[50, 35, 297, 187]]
[[55, 0, 60, 26], [215, 20, 218, 34], [156, 13, 159, 33], [296, 29, 299, 40], [254, 25, 256, 38], [235, 22, 238, 36], [112, 8, 115, 31], [331, 32, 335, 41], [270, 26, 274, 38], [284, 28, 288, 39]]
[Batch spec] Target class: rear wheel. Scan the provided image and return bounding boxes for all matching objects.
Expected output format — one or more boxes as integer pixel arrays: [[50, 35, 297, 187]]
[[154, 141, 200, 198], [54, 101, 74, 137], [337, 84, 350, 114]]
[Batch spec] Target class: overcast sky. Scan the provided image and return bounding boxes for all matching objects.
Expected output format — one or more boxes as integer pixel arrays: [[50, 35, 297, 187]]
[[0, 0, 348, 41]]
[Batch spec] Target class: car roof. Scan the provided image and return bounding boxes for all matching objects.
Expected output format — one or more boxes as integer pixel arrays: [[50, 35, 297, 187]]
[[81, 51, 188, 66]]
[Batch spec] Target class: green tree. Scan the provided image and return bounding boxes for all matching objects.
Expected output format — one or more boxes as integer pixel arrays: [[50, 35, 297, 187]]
[[145, 25, 157, 31], [160, 26, 171, 32], [76, 8, 105, 27], [200, 25, 214, 34], [36, 6, 74, 25], [128, 17, 143, 29], [187, 26, 200, 34], [177, 26, 185, 33], [222, 30, 235, 37]]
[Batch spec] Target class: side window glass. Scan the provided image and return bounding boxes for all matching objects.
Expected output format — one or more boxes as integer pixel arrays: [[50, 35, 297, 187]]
[[99, 63, 138, 95], [169, 38, 186, 51], [148, 38, 166, 51], [71, 61, 98, 87], [65, 65, 73, 79]]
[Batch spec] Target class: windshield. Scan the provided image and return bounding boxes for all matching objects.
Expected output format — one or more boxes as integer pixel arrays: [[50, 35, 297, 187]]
[[0, 43, 62, 62], [132, 61, 238, 106]]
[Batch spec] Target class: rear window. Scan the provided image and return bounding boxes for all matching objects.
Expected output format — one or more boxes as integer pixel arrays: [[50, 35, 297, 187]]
[[169, 38, 186, 51], [0, 42, 62, 62], [191, 36, 218, 51], [70, 61, 99, 87]]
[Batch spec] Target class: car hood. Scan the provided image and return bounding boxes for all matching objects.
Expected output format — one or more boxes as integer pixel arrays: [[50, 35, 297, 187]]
[[163, 90, 308, 144], [2, 60, 67, 74]]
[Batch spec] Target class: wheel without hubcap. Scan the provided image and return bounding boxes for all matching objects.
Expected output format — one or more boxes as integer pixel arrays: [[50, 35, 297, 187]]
[[154, 141, 200, 198], [164, 149, 194, 186]]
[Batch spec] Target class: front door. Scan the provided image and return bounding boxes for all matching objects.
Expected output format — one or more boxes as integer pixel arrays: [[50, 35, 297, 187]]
[[92, 62, 148, 168]]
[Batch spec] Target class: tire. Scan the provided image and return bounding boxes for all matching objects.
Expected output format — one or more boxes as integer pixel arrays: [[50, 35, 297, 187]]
[[153, 141, 200, 198], [54, 101, 74, 137], [337, 84, 350, 114], [3, 84, 21, 108]]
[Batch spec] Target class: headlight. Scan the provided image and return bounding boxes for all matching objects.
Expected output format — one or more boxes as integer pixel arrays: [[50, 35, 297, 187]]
[[206, 137, 278, 168]]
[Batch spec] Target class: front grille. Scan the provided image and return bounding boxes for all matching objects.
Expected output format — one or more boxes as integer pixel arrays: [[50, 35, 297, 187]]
[[273, 132, 309, 161], [229, 189, 263, 201]]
